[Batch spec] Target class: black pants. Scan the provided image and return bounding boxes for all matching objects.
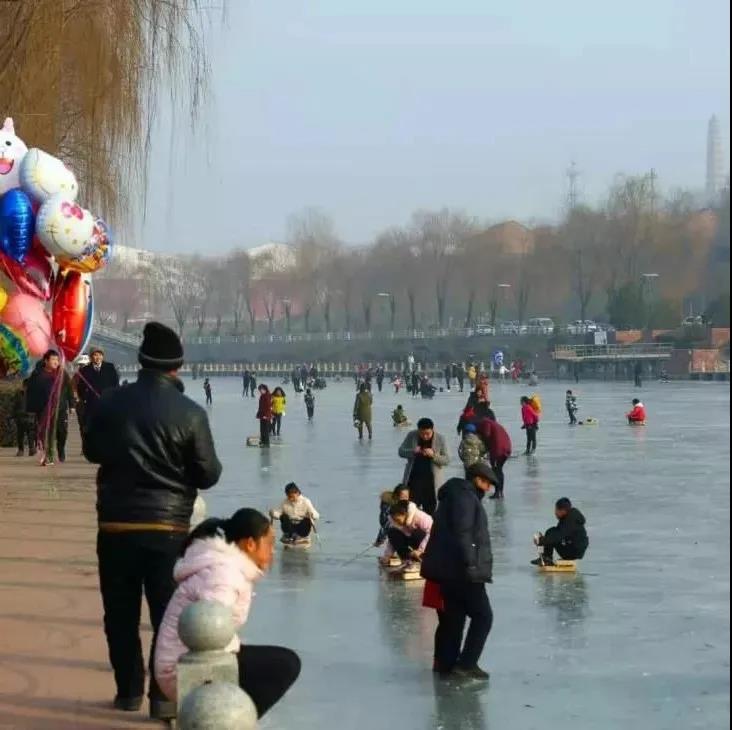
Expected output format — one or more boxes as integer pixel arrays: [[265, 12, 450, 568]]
[[457, 378, 464, 392], [409, 475, 436, 516], [386, 527, 426, 560], [436, 582, 493, 672], [250, 384, 257, 397], [567, 408, 577, 425], [525, 425, 537, 453], [542, 529, 582, 561], [306, 406, 314, 420], [259, 419, 270, 446], [280, 515, 312, 538], [97, 530, 186, 701], [237, 645, 300, 718], [42, 414, 68, 461], [205, 392, 212, 405], [491, 456, 507, 495], [15, 414, 36, 453], [271, 414, 282, 436]]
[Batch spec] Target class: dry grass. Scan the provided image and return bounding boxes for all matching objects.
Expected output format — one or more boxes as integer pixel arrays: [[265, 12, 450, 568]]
[[0, 0, 216, 228]]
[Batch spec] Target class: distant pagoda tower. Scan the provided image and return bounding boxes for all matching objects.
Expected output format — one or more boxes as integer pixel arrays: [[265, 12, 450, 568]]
[[706, 115, 725, 202]]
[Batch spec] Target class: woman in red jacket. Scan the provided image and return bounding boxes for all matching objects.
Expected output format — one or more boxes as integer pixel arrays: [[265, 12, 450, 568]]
[[520, 396, 539, 455], [256, 384, 272, 447]]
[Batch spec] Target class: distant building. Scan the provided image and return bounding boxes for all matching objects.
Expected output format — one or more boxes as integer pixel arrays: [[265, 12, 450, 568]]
[[706, 115, 726, 202]]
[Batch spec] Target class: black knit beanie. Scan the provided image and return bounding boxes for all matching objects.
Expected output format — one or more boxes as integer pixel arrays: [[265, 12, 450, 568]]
[[138, 322, 184, 371]]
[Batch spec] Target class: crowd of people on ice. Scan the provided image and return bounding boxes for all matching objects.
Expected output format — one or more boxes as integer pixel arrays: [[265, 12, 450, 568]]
[[6, 326, 657, 722]]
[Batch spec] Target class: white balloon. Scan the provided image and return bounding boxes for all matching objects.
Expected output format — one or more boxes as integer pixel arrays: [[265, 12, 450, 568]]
[[36, 194, 95, 258], [0, 117, 28, 196], [20, 148, 79, 203]]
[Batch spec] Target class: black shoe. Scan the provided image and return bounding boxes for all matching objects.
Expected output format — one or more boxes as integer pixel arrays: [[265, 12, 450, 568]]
[[150, 698, 176, 721], [531, 556, 554, 567], [113, 695, 143, 712], [453, 665, 490, 680]]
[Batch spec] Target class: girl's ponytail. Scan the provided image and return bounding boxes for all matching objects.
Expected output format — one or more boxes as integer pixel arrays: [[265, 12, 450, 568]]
[[182, 509, 270, 555], [181, 517, 229, 554]]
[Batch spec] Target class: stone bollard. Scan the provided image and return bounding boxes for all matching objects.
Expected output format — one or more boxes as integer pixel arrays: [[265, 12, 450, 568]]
[[176, 601, 257, 728]]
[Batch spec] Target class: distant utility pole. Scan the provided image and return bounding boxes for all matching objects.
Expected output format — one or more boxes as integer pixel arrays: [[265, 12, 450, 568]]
[[566, 161, 580, 210]]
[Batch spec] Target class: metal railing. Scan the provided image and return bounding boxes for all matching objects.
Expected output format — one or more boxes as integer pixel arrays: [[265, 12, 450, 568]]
[[553, 344, 673, 361], [92, 324, 142, 346]]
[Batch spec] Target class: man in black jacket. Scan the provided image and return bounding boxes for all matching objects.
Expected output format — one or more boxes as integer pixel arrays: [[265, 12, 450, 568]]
[[421, 463, 497, 679], [76, 347, 119, 435], [531, 498, 588, 566], [83, 322, 222, 719]]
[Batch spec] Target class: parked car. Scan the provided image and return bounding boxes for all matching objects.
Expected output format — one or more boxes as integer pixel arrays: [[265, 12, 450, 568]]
[[474, 323, 496, 336], [526, 317, 555, 335], [567, 319, 599, 335], [498, 320, 526, 336], [681, 315, 705, 327]]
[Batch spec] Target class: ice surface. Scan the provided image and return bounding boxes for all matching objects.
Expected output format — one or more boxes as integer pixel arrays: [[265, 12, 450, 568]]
[[189, 376, 730, 730]]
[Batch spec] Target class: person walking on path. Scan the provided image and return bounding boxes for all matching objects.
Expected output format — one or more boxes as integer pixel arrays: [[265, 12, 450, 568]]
[[420, 463, 497, 679], [521, 396, 539, 454], [203, 378, 213, 406], [249, 372, 258, 398], [376, 365, 385, 393], [304, 388, 315, 421], [154, 509, 300, 718], [398, 418, 450, 516], [242, 370, 251, 397], [353, 383, 373, 440], [270, 387, 286, 437], [75, 347, 119, 436], [455, 363, 465, 393], [476, 416, 512, 499], [82, 322, 222, 720], [26, 349, 75, 465], [256, 384, 272, 447], [443, 363, 452, 391]]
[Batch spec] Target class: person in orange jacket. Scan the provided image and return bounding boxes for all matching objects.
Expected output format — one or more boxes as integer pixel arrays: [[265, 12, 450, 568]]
[[627, 398, 646, 424]]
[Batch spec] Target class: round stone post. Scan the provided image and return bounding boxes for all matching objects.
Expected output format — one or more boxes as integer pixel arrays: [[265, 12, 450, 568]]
[[176, 600, 257, 728]]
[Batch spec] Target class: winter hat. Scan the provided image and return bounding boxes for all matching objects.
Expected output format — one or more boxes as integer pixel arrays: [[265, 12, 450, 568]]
[[463, 423, 477, 434], [466, 462, 499, 486], [138, 322, 184, 371]]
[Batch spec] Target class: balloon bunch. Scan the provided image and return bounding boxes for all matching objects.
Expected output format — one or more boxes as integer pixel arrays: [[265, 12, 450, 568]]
[[0, 117, 112, 376]]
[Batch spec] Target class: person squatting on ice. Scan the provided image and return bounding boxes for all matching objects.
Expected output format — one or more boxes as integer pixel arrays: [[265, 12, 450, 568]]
[[374, 485, 411, 547], [83, 322, 222, 720], [420, 463, 497, 680], [379, 500, 433, 571], [270, 483, 320, 544], [627, 398, 647, 424], [521, 396, 540, 454], [531, 498, 589, 567], [398, 418, 450, 517], [154, 509, 301, 719]]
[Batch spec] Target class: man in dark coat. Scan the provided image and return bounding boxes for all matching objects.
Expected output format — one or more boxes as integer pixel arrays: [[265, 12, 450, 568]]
[[532, 498, 588, 566], [83, 322, 222, 720], [76, 347, 119, 434], [421, 463, 497, 679]]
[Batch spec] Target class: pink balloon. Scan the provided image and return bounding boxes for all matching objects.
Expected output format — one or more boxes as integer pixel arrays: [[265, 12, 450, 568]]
[[0, 291, 52, 356]]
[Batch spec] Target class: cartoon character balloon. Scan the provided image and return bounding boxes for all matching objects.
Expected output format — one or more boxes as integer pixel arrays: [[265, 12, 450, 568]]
[[35, 194, 95, 259], [56, 217, 113, 273], [52, 270, 92, 360], [0, 118, 28, 196], [0, 323, 30, 377], [0, 187, 35, 262], [20, 148, 79, 204], [0, 291, 52, 357]]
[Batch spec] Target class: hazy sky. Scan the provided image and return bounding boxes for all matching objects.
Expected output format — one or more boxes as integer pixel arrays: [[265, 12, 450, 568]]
[[140, 0, 730, 253]]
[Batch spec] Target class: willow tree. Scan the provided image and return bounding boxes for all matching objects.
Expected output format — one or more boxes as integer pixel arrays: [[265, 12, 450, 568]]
[[0, 0, 214, 227]]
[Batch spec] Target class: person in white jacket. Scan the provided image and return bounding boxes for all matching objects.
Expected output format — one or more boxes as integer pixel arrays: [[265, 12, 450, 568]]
[[154, 508, 300, 718], [270, 482, 320, 544]]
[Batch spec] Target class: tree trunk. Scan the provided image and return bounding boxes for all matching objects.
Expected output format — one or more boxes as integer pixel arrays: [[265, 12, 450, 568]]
[[389, 297, 397, 331], [285, 304, 292, 334], [437, 296, 446, 328], [304, 306, 312, 333], [488, 299, 498, 328], [323, 298, 331, 333], [362, 301, 372, 332], [408, 290, 417, 330], [464, 291, 475, 328]]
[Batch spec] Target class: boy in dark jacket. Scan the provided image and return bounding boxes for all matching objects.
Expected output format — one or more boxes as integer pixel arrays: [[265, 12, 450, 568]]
[[531, 497, 589, 566], [421, 463, 497, 679]]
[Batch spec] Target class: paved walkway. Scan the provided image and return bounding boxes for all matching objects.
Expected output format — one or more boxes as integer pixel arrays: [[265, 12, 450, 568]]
[[0, 434, 158, 729]]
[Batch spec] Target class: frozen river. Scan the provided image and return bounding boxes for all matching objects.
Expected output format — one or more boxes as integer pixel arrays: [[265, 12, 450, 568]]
[[186, 375, 730, 730]]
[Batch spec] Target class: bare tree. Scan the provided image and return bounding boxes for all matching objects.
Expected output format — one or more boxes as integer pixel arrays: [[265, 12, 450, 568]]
[[412, 208, 478, 328], [153, 256, 204, 336]]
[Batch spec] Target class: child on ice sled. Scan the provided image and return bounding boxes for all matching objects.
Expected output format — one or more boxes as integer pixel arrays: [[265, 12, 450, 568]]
[[270, 483, 320, 545]]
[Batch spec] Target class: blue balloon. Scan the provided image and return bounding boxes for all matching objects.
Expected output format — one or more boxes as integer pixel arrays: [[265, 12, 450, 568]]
[[0, 188, 35, 262]]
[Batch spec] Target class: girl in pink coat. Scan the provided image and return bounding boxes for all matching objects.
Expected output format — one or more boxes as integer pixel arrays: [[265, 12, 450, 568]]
[[154, 509, 300, 718]]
